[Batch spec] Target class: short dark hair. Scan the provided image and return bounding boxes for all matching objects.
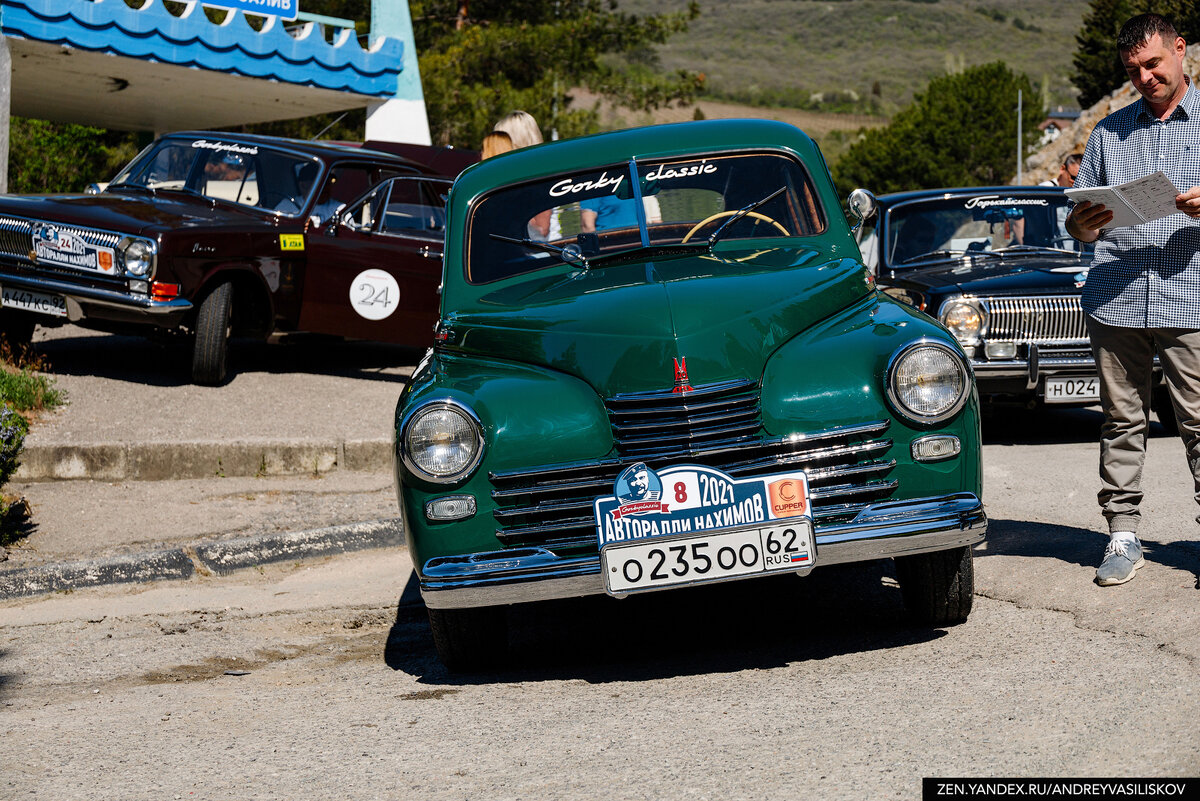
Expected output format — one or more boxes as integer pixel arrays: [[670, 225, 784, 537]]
[[1117, 13, 1179, 53], [1063, 153, 1083, 169]]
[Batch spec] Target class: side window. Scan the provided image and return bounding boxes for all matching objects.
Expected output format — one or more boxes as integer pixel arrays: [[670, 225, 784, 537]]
[[315, 164, 407, 223], [378, 178, 448, 240]]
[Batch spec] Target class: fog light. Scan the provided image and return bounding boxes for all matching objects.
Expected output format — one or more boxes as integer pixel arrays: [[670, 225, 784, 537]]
[[985, 341, 1017, 359], [911, 435, 961, 462], [129, 279, 150, 295], [425, 495, 476, 521]]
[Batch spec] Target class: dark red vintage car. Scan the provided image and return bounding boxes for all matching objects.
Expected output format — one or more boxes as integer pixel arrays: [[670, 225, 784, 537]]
[[0, 131, 462, 383]]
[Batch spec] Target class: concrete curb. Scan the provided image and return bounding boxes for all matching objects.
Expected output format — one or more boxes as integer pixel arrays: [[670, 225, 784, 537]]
[[14, 438, 394, 481], [0, 517, 405, 599]]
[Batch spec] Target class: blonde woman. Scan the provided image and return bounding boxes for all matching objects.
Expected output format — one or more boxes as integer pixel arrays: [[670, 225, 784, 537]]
[[481, 131, 513, 160], [494, 111, 557, 240]]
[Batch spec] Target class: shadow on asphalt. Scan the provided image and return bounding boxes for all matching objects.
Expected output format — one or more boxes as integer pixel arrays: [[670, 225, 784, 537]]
[[383, 560, 952, 685], [32, 329, 423, 386], [984, 517, 1200, 587], [981, 404, 1178, 446]]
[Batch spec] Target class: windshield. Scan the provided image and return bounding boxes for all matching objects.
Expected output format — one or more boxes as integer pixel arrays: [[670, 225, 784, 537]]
[[884, 192, 1076, 267], [110, 137, 321, 217], [466, 151, 826, 284]]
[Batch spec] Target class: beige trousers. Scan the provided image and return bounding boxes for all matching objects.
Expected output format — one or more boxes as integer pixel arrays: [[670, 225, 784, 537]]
[[1086, 317, 1200, 534]]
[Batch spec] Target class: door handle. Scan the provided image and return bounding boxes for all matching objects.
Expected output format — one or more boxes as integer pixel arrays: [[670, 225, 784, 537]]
[[420, 245, 443, 260]]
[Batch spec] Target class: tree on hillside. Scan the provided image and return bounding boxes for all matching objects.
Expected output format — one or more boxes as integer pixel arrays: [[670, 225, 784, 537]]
[[832, 63, 1041, 196], [411, 0, 704, 147], [1072, 0, 1200, 109], [8, 119, 140, 193]]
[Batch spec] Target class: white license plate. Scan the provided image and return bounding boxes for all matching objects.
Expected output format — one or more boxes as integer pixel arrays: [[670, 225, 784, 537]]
[[602, 520, 814, 595], [0, 286, 67, 318], [1044, 376, 1099, 403]]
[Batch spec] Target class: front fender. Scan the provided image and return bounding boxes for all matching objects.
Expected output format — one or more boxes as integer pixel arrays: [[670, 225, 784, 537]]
[[762, 293, 982, 499], [396, 351, 612, 568]]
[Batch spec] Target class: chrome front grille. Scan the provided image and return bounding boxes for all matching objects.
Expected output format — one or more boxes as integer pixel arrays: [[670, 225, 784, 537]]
[[0, 217, 32, 259], [607, 379, 761, 458], [0, 216, 124, 264], [489, 419, 898, 551], [982, 295, 1087, 344]]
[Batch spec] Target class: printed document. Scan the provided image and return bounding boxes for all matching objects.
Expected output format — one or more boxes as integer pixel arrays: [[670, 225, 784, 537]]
[[1065, 171, 1181, 228]]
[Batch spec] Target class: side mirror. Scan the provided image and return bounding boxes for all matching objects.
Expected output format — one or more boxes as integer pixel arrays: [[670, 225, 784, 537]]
[[847, 188, 877, 232]]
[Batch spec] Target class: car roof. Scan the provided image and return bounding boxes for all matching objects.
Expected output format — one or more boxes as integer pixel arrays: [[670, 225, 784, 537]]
[[450, 118, 827, 204], [161, 130, 427, 170]]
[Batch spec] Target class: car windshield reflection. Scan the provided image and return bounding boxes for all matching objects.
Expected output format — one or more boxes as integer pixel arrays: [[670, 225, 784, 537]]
[[885, 193, 1077, 267], [466, 152, 827, 284], [109, 137, 321, 217]]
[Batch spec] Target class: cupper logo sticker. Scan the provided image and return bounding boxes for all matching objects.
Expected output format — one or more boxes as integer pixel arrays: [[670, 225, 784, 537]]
[[594, 464, 811, 546]]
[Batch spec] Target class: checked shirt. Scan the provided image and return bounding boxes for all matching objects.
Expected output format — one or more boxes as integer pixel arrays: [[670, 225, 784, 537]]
[[1076, 80, 1200, 329]]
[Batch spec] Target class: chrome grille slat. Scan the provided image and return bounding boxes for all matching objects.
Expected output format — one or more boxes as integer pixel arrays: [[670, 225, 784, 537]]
[[981, 295, 1088, 344], [0, 215, 125, 263], [491, 384, 900, 548]]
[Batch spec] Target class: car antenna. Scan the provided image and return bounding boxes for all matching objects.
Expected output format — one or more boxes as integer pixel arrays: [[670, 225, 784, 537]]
[[311, 112, 350, 141]]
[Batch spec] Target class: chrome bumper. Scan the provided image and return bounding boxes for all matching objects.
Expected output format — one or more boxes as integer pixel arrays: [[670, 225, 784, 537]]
[[419, 492, 987, 609], [0, 270, 192, 323]]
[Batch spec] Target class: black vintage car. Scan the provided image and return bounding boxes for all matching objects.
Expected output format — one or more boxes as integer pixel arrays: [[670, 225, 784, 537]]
[[0, 132, 459, 384], [849, 185, 1152, 414]]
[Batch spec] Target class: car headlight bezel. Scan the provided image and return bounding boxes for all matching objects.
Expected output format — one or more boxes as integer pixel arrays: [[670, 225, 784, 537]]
[[938, 298, 987, 346], [399, 399, 485, 484], [120, 237, 157, 278], [886, 338, 972, 426]]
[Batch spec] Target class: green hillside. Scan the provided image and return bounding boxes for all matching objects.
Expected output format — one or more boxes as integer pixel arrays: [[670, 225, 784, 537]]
[[619, 0, 1091, 115]]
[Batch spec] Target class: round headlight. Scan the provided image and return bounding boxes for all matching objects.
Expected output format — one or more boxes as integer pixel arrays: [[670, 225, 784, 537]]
[[401, 401, 484, 483], [939, 300, 985, 345], [887, 340, 970, 424], [123, 240, 155, 277]]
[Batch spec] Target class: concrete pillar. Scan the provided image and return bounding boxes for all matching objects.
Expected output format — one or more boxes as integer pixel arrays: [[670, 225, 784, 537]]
[[364, 0, 431, 145], [0, 27, 10, 194]]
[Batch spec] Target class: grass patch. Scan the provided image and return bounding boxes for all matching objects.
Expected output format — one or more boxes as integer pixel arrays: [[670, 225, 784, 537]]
[[0, 341, 63, 414]]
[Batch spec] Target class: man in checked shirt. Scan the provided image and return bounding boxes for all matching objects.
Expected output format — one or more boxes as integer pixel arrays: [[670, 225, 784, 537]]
[[1067, 13, 1200, 586]]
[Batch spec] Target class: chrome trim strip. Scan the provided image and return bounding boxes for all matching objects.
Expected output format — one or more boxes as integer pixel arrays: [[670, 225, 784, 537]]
[[419, 492, 986, 608], [0, 270, 191, 315]]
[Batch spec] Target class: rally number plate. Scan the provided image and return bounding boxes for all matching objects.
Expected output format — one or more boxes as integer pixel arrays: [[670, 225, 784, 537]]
[[1044, 376, 1099, 404], [602, 520, 814, 595], [0, 285, 67, 318]]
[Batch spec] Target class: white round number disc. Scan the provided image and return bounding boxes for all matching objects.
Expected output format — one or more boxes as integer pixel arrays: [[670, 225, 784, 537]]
[[350, 269, 400, 321]]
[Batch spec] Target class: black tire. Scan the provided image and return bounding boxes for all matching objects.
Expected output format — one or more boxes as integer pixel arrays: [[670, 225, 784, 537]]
[[427, 605, 508, 672], [191, 282, 233, 386], [0, 311, 36, 356], [1153, 385, 1179, 436], [895, 545, 974, 626]]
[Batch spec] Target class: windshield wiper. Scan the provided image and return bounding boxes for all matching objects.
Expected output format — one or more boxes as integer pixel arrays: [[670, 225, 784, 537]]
[[992, 244, 1081, 256], [898, 249, 987, 265], [707, 186, 787, 247], [490, 233, 589, 269]]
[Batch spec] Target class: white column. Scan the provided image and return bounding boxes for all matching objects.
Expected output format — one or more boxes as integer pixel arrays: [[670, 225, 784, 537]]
[[0, 32, 11, 194], [364, 1, 431, 145]]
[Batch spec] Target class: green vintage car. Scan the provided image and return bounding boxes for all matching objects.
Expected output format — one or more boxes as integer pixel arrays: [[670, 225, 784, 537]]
[[393, 119, 986, 669]]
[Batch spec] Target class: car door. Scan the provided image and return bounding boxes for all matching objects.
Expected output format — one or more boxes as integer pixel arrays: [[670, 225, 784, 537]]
[[298, 175, 449, 345]]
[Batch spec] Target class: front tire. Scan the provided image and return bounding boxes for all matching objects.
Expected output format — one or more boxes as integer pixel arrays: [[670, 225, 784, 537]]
[[191, 282, 232, 385], [0, 311, 36, 357], [895, 545, 974, 626], [427, 605, 508, 672]]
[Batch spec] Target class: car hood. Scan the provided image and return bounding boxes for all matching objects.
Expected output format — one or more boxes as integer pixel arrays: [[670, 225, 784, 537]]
[[0, 191, 275, 236], [444, 246, 870, 397], [888, 252, 1089, 295]]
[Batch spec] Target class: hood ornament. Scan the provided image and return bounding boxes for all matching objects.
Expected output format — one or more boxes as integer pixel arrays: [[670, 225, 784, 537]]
[[673, 357, 694, 394]]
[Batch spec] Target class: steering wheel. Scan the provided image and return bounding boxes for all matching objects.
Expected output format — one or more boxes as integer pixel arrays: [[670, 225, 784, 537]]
[[682, 210, 790, 243]]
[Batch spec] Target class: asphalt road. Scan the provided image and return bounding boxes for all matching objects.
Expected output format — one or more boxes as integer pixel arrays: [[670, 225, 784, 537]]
[[1, 406, 1197, 800]]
